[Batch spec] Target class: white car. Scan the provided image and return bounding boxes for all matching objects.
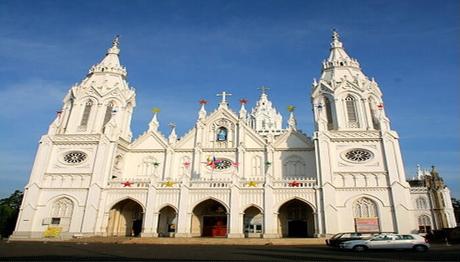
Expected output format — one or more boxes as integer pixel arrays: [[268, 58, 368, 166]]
[[339, 234, 430, 252]]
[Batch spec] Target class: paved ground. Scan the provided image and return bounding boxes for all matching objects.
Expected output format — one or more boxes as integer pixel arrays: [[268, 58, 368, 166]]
[[1, 240, 459, 261]]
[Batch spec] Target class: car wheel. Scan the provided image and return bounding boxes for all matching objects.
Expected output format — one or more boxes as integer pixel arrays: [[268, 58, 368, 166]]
[[353, 245, 367, 252], [413, 245, 428, 252]]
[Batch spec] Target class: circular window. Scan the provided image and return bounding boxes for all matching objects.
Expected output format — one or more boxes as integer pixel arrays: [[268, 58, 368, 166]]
[[345, 149, 373, 162], [63, 151, 87, 164], [208, 159, 232, 171]]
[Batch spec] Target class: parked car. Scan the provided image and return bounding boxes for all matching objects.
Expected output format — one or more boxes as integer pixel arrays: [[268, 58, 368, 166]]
[[326, 232, 387, 247], [339, 234, 430, 252]]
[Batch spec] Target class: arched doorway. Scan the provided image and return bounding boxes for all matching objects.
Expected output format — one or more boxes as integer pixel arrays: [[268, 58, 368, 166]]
[[192, 199, 228, 237], [107, 199, 144, 237], [243, 206, 263, 238], [158, 206, 177, 237], [278, 199, 314, 237]]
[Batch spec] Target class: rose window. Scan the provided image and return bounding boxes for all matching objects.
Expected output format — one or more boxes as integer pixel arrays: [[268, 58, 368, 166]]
[[345, 149, 373, 162], [210, 159, 232, 170], [64, 151, 87, 164]]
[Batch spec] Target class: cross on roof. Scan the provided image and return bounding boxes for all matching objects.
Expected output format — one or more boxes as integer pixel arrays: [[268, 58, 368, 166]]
[[168, 122, 176, 129], [217, 91, 232, 104], [258, 86, 270, 94]]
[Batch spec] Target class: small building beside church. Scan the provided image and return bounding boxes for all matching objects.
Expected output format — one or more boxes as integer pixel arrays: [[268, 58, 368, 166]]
[[12, 32, 457, 239]]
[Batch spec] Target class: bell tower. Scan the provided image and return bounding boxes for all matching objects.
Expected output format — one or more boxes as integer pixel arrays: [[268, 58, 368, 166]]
[[312, 31, 415, 235], [49, 36, 136, 141]]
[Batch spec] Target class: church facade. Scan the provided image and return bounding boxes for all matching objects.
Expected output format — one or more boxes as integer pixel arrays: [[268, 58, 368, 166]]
[[12, 32, 456, 239]]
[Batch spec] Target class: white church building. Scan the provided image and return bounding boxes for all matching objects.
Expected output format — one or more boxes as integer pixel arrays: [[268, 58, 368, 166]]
[[12, 32, 456, 239]]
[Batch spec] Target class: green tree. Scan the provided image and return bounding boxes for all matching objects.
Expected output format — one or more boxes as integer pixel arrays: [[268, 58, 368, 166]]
[[0, 190, 23, 238]]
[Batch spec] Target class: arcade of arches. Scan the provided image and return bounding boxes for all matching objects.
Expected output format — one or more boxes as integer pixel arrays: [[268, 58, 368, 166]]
[[106, 198, 319, 238]]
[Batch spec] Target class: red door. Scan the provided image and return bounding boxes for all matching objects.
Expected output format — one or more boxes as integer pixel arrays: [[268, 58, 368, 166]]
[[203, 216, 227, 237]]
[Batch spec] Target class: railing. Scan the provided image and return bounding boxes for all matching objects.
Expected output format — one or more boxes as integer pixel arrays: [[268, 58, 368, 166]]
[[189, 178, 232, 188], [108, 178, 150, 188], [107, 177, 317, 189], [273, 177, 317, 188]]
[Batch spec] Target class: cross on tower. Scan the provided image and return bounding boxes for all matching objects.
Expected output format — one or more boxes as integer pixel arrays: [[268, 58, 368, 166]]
[[258, 86, 270, 94], [217, 91, 232, 104], [168, 122, 176, 129]]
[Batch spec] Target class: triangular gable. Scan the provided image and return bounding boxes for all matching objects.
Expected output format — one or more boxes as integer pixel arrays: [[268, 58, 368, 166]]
[[240, 122, 266, 148], [131, 130, 168, 150], [175, 127, 196, 149], [273, 130, 313, 149], [204, 106, 239, 124]]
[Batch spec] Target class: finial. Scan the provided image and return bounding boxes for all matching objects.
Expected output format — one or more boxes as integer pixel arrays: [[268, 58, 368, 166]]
[[112, 35, 120, 47], [239, 98, 248, 105], [258, 86, 270, 95], [168, 122, 176, 129], [332, 29, 339, 42], [217, 91, 232, 105]]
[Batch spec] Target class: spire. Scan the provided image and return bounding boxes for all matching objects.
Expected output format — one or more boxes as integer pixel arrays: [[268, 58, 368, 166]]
[[239, 99, 248, 119], [148, 108, 160, 132], [250, 87, 283, 135], [287, 105, 297, 130], [88, 35, 127, 77], [168, 122, 177, 144], [198, 99, 207, 120], [324, 29, 360, 70]]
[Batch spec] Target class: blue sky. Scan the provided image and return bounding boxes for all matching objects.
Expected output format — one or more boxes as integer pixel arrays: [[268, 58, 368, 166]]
[[0, 0, 458, 198]]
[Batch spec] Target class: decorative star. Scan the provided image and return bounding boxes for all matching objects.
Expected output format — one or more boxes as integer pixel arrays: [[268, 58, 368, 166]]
[[232, 162, 239, 167], [265, 161, 272, 166], [199, 99, 208, 105], [239, 98, 248, 105], [287, 105, 296, 112], [377, 103, 384, 110], [152, 107, 161, 113], [248, 181, 257, 187], [164, 181, 175, 187], [183, 161, 191, 168], [288, 181, 300, 187], [153, 162, 160, 167], [122, 181, 132, 187]]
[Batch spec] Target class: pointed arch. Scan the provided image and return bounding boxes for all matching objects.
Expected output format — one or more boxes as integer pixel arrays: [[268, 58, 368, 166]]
[[107, 197, 146, 213], [345, 95, 359, 128], [103, 101, 116, 128], [50, 197, 74, 232], [158, 205, 178, 237], [416, 197, 428, 209], [243, 205, 263, 238], [80, 100, 94, 127], [323, 96, 334, 130]]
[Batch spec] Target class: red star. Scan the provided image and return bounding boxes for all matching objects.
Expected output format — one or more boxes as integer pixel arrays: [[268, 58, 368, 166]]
[[183, 161, 191, 168], [239, 98, 248, 105], [289, 181, 300, 187], [122, 181, 132, 187], [377, 103, 384, 110], [199, 99, 208, 105]]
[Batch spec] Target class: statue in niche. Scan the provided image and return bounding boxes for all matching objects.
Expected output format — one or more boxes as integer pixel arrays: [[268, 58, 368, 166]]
[[217, 127, 227, 141]]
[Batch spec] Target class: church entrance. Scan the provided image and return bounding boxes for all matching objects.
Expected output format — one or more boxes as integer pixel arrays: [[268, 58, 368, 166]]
[[278, 199, 314, 238], [243, 206, 263, 238], [107, 199, 144, 237], [191, 199, 228, 237], [157, 206, 177, 237]]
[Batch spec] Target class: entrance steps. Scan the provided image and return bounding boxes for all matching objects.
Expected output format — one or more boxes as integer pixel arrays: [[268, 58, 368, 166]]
[[67, 237, 327, 245]]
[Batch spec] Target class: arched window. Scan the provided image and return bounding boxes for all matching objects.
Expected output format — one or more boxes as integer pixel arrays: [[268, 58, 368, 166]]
[[353, 197, 379, 232], [216, 127, 228, 141], [283, 156, 306, 178], [80, 100, 93, 127], [345, 95, 359, 128], [50, 197, 74, 232], [103, 102, 114, 127], [353, 198, 377, 218], [324, 97, 334, 130], [416, 197, 428, 209], [418, 215, 431, 233]]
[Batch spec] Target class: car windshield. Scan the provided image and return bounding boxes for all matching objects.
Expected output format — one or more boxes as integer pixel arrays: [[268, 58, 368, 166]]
[[330, 233, 343, 239]]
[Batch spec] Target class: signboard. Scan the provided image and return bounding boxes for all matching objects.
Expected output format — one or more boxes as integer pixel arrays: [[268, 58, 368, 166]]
[[43, 226, 62, 238], [355, 218, 379, 232]]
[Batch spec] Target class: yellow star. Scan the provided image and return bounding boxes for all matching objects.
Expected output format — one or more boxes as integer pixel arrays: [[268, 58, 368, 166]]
[[152, 107, 161, 113], [164, 181, 175, 187], [248, 181, 257, 187]]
